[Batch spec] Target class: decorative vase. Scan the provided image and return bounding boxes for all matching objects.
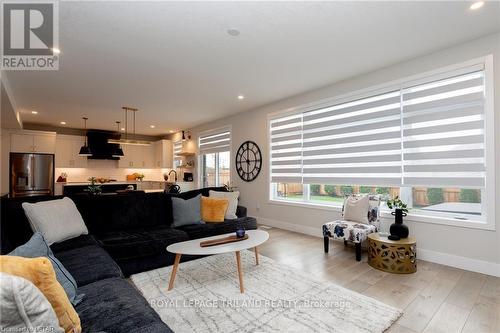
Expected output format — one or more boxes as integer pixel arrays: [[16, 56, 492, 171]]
[[236, 227, 246, 238], [388, 208, 409, 241]]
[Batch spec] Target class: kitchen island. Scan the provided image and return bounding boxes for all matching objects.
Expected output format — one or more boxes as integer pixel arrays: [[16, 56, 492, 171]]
[[55, 180, 195, 195]]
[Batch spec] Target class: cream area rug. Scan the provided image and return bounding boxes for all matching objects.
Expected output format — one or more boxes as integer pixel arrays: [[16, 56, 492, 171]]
[[131, 251, 402, 333]]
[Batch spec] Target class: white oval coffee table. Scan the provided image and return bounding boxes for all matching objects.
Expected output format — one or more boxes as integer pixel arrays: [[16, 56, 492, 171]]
[[166, 229, 269, 293]]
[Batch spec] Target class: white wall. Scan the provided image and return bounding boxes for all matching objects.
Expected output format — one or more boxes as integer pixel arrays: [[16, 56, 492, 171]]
[[190, 33, 500, 276]]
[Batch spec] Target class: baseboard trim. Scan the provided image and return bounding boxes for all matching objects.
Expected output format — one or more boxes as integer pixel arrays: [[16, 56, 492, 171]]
[[258, 217, 323, 238], [257, 216, 500, 277], [417, 248, 500, 277]]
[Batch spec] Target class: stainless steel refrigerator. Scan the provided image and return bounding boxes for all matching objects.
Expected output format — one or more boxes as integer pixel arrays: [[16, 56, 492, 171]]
[[10, 153, 54, 197]]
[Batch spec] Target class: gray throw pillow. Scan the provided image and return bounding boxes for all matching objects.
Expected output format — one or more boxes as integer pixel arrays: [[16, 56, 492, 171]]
[[172, 194, 203, 227], [9, 232, 84, 306], [0, 273, 64, 333]]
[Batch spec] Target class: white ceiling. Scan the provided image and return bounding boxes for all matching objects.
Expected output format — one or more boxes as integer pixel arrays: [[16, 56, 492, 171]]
[[4, 1, 500, 135]]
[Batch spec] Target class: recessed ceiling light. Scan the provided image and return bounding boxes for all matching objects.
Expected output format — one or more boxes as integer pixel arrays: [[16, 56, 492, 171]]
[[470, 1, 484, 10], [31, 111, 38, 114], [227, 28, 240, 37], [60, 121, 66, 125], [237, 95, 245, 100], [52, 47, 61, 54], [150, 125, 155, 128]]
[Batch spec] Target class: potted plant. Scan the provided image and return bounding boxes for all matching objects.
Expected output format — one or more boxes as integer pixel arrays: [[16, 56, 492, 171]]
[[386, 196, 409, 240], [86, 177, 102, 195]]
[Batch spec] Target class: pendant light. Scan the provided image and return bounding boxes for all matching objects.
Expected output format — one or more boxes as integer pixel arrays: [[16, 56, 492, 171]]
[[112, 121, 124, 157], [108, 107, 151, 146], [78, 117, 92, 156]]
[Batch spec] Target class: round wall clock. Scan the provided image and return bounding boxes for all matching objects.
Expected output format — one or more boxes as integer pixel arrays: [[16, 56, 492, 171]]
[[235, 141, 262, 182]]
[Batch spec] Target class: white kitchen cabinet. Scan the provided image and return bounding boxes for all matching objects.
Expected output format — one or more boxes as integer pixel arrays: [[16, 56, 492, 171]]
[[10, 133, 34, 152], [34, 134, 56, 153], [10, 131, 56, 153], [118, 144, 155, 168], [142, 144, 154, 168], [55, 135, 88, 168], [154, 139, 173, 168], [118, 145, 134, 168]]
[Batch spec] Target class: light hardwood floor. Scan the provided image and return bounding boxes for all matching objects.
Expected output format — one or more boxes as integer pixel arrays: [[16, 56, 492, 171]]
[[257, 227, 500, 333]]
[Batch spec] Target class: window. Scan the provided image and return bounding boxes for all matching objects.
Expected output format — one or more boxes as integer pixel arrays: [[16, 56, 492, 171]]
[[199, 128, 231, 187], [269, 59, 494, 228], [271, 183, 399, 208], [173, 140, 182, 169]]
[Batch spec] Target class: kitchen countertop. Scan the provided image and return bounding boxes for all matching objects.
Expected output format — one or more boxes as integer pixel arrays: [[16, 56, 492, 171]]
[[57, 180, 191, 186], [58, 181, 144, 186]]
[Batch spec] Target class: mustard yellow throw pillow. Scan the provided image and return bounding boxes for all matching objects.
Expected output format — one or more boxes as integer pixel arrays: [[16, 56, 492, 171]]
[[201, 196, 229, 223], [0, 256, 81, 333]]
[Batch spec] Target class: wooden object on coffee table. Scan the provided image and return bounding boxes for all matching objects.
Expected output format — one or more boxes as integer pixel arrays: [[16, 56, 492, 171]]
[[200, 234, 249, 247]]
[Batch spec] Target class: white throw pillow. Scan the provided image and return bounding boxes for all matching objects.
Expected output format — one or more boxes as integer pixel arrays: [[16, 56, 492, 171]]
[[22, 197, 88, 245], [343, 195, 369, 224], [209, 190, 240, 219], [0, 273, 64, 333]]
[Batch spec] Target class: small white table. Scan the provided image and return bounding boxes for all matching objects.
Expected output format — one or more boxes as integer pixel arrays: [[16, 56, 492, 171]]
[[166, 230, 269, 293]]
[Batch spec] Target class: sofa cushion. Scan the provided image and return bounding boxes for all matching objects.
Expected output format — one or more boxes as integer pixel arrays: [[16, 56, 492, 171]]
[[201, 196, 228, 223], [49, 235, 99, 253], [76, 277, 172, 333], [343, 195, 370, 224], [52, 245, 122, 287], [71, 192, 171, 233], [171, 194, 202, 227], [209, 190, 240, 219], [9, 232, 83, 305], [96, 227, 189, 262], [0, 273, 64, 333], [22, 197, 89, 245], [0, 256, 82, 333], [175, 216, 258, 239], [1, 195, 66, 254]]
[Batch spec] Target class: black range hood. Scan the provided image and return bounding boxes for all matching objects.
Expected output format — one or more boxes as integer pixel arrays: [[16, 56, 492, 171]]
[[86, 130, 121, 160]]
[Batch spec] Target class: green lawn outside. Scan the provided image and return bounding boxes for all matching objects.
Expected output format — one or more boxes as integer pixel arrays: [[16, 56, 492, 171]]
[[279, 194, 345, 203], [310, 195, 345, 203]]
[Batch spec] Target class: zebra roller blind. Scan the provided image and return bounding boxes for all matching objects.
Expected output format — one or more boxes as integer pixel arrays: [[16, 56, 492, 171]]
[[402, 69, 485, 188], [173, 140, 182, 159], [270, 65, 487, 188], [270, 114, 303, 183], [199, 128, 231, 155], [302, 91, 402, 186]]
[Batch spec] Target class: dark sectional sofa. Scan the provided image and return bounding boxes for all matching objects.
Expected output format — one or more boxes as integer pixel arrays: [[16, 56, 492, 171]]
[[1, 187, 257, 333]]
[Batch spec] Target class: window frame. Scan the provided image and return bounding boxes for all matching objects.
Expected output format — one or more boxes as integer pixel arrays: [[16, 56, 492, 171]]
[[267, 56, 495, 231], [198, 126, 232, 188], [200, 151, 232, 188]]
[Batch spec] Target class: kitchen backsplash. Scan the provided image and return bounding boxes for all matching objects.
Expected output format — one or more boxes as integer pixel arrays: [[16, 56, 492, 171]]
[[55, 159, 172, 182]]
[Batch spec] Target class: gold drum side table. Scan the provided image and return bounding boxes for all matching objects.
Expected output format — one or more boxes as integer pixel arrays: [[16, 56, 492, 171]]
[[368, 233, 417, 274]]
